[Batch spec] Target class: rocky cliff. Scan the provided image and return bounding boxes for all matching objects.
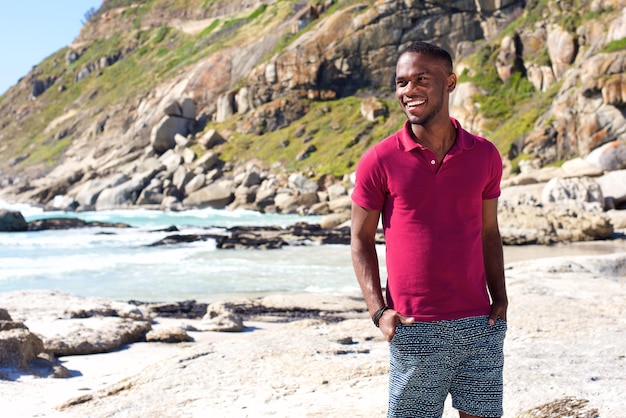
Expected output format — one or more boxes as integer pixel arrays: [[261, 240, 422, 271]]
[[0, 0, 625, 225]]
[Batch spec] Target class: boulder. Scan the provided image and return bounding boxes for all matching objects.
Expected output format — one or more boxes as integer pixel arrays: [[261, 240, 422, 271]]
[[184, 174, 206, 195], [288, 173, 318, 193], [0, 291, 151, 357], [194, 152, 220, 171], [0, 328, 45, 369], [95, 170, 159, 210], [547, 24, 576, 79], [596, 169, 626, 207], [328, 195, 353, 213], [43, 317, 152, 356], [150, 115, 191, 154], [320, 211, 351, 229], [201, 301, 245, 332], [541, 177, 604, 209], [145, 327, 193, 343], [180, 98, 197, 120], [183, 183, 234, 209], [197, 129, 225, 150], [72, 174, 129, 209], [327, 183, 347, 200], [586, 140, 626, 172], [0, 308, 11, 321], [0, 210, 28, 232], [360, 97, 388, 121], [275, 191, 319, 214], [159, 150, 184, 173], [499, 201, 613, 245]]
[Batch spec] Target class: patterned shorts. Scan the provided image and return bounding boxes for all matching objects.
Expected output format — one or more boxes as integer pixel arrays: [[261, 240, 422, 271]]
[[388, 315, 507, 418]]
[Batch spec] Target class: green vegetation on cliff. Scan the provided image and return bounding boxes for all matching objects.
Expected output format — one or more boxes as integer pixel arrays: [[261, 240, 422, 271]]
[[0, 0, 623, 182]]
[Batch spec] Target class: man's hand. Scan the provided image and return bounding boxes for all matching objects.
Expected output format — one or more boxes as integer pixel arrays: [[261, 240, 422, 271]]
[[379, 309, 415, 341], [488, 300, 508, 325]]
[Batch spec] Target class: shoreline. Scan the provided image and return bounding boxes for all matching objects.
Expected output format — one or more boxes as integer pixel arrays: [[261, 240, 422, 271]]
[[1, 250, 625, 417]]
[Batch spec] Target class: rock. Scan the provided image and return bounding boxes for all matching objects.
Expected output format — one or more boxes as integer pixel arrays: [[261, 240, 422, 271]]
[[547, 24, 576, 79], [360, 97, 388, 121], [0, 328, 45, 369], [0, 210, 28, 232], [26, 217, 131, 231], [526, 64, 555, 92], [288, 173, 318, 193], [179, 146, 196, 164], [45, 194, 79, 212], [183, 183, 234, 209], [180, 98, 197, 120], [150, 115, 191, 154], [202, 302, 245, 332], [193, 152, 220, 171], [308, 201, 331, 215], [328, 195, 352, 213], [184, 174, 206, 195], [172, 166, 194, 191], [43, 317, 152, 356], [517, 397, 599, 418], [0, 308, 11, 321], [275, 191, 319, 214], [159, 149, 184, 173], [0, 290, 152, 357], [499, 201, 613, 245], [197, 129, 225, 150], [560, 157, 604, 177], [541, 177, 604, 209], [596, 169, 626, 207], [94, 170, 159, 210], [327, 183, 347, 200], [495, 34, 523, 82], [145, 327, 193, 343], [163, 101, 182, 116], [320, 211, 351, 229], [136, 179, 164, 206], [72, 174, 129, 209], [586, 140, 626, 171]]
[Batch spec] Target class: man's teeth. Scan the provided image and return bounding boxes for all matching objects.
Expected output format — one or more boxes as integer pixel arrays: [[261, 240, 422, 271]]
[[406, 100, 425, 106]]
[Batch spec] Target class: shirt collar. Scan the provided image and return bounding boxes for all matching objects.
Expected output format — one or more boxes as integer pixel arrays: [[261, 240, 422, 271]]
[[396, 117, 476, 153]]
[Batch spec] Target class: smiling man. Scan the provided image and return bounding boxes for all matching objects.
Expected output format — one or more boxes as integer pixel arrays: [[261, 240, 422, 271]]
[[351, 41, 508, 418]]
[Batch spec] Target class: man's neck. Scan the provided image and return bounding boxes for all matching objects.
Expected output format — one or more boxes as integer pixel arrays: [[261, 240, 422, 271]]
[[410, 119, 457, 160]]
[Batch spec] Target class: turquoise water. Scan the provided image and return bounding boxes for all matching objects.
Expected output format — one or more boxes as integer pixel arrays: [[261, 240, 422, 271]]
[[2, 200, 624, 303], [0, 201, 364, 302]]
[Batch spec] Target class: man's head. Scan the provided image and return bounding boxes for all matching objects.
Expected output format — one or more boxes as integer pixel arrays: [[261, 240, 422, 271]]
[[399, 41, 453, 74], [395, 41, 456, 127]]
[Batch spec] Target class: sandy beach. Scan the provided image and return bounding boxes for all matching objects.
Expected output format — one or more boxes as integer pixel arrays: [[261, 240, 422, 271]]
[[1, 242, 625, 418]]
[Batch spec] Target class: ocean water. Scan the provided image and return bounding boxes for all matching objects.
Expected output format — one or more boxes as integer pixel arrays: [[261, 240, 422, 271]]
[[0, 200, 365, 303], [2, 200, 624, 304]]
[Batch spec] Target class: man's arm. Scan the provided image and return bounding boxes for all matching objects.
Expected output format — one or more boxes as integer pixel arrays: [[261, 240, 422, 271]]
[[351, 203, 385, 318], [482, 198, 508, 325], [351, 203, 414, 340]]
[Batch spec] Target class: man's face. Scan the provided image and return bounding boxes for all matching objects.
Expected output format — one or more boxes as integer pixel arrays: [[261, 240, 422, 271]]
[[395, 52, 456, 127]]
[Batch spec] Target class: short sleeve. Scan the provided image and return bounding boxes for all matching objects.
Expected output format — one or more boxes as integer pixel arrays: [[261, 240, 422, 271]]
[[482, 143, 503, 200], [351, 147, 387, 211]]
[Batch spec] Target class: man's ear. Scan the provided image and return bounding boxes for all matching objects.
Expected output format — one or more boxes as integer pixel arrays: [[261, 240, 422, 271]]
[[447, 73, 457, 93]]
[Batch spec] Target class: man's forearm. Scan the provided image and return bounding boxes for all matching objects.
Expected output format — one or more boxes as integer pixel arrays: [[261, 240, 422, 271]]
[[351, 242, 386, 316], [483, 229, 507, 304]]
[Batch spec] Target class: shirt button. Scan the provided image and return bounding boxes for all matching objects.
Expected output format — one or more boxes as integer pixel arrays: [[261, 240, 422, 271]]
[[430, 160, 436, 165]]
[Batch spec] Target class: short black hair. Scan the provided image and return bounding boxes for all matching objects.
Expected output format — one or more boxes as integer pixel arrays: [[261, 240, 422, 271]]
[[400, 41, 453, 73]]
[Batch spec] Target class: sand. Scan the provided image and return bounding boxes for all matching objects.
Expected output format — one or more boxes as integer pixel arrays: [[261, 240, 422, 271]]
[[0, 246, 625, 417]]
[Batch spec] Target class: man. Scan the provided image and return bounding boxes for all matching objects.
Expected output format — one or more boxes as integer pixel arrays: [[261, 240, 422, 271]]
[[350, 41, 508, 418]]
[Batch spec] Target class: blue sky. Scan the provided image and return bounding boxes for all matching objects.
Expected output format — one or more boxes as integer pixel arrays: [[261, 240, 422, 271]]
[[0, 1, 102, 95]]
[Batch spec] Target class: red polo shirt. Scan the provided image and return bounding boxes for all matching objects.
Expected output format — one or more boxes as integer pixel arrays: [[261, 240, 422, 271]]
[[352, 118, 502, 321]]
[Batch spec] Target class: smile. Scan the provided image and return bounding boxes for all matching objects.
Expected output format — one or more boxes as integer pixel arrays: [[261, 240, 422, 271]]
[[405, 99, 426, 108]]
